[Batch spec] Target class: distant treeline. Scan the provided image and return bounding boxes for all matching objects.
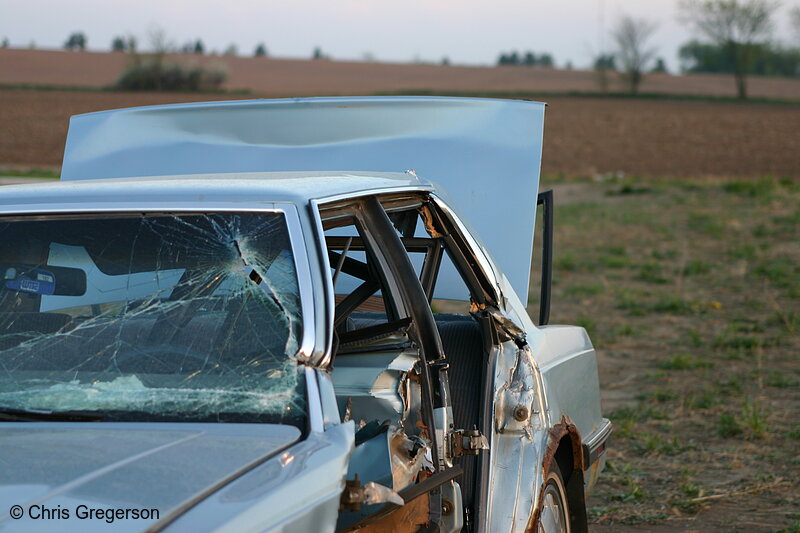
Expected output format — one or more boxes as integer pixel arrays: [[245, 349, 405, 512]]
[[497, 51, 554, 67], [680, 40, 800, 78]]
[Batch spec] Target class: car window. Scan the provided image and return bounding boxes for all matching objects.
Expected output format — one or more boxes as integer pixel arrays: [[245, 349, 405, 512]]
[[0, 213, 306, 426], [324, 216, 407, 353]]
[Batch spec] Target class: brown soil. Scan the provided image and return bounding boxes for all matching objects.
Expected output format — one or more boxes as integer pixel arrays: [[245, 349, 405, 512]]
[[2, 48, 800, 100], [2, 89, 799, 178]]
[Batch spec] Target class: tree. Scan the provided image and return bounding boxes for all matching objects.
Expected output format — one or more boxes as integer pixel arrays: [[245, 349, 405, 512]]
[[538, 53, 554, 67], [224, 44, 238, 56], [611, 15, 658, 94], [680, 39, 800, 76], [679, 0, 780, 99], [651, 57, 669, 73], [594, 54, 617, 70], [254, 43, 267, 57], [791, 6, 800, 45], [313, 46, 327, 60], [147, 26, 173, 55], [64, 32, 87, 51], [593, 54, 617, 92], [524, 51, 537, 65], [1, 38, 9, 49], [112, 36, 126, 52]]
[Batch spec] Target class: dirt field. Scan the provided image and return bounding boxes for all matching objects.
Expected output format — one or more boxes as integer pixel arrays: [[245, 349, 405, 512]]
[[3, 48, 800, 100], [542, 177, 800, 532], [2, 88, 799, 178]]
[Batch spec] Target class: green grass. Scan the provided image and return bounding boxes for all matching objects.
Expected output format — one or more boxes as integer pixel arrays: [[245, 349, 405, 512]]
[[637, 263, 668, 284], [741, 398, 768, 439], [687, 212, 725, 237], [556, 253, 577, 271], [682, 259, 711, 276], [684, 389, 717, 410], [718, 413, 743, 438], [755, 258, 800, 297], [651, 296, 700, 315], [376, 88, 800, 106], [728, 244, 758, 261], [564, 283, 604, 297], [0, 168, 59, 179], [659, 352, 713, 370], [0, 82, 252, 95]]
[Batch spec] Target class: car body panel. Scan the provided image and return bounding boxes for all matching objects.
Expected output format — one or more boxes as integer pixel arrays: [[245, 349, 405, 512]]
[[536, 326, 603, 440], [165, 421, 354, 533], [0, 423, 301, 531], [59, 96, 545, 304]]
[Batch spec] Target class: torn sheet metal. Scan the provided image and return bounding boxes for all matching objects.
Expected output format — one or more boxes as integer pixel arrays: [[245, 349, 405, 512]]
[[494, 343, 544, 436], [331, 348, 418, 424]]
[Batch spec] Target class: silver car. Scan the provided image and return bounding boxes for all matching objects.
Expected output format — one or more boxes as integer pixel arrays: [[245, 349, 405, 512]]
[[0, 97, 610, 533]]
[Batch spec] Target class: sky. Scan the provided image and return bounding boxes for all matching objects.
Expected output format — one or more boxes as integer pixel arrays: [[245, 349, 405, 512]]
[[2, 0, 798, 71]]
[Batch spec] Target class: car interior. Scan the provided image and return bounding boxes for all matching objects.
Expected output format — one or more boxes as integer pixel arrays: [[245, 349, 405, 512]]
[[321, 193, 504, 532]]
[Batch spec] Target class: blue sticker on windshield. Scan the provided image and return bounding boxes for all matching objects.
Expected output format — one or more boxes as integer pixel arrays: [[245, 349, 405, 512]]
[[5, 269, 56, 295]]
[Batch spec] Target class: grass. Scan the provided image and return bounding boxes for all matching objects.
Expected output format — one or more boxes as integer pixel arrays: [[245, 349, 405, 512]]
[[723, 178, 775, 199], [0, 168, 59, 179], [548, 176, 799, 530], [740, 398, 768, 439], [564, 283, 604, 297], [0, 82, 253, 95], [378, 88, 800, 106], [659, 353, 713, 371]]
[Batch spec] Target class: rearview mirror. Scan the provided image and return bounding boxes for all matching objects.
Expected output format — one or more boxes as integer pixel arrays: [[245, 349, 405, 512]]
[[2, 264, 87, 297]]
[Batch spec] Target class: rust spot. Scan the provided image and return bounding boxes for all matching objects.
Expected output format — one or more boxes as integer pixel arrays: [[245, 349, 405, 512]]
[[526, 416, 583, 532], [418, 205, 445, 239]]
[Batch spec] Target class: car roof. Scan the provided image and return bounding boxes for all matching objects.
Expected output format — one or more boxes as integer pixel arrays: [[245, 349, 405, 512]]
[[0, 171, 428, 210]]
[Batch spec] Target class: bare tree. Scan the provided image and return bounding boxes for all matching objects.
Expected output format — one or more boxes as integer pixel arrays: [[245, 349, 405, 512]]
[[147, 26, 174, 55], [790, 6, 800, 45], [612, 15, 659, 94], [679, 0, 779, 99]]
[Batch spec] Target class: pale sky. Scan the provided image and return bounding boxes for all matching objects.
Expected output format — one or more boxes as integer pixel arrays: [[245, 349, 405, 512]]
[[2, 0, 798, 71]]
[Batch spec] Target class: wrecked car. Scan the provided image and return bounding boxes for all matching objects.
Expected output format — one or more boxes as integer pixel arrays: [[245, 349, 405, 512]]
[[0, 97, 610, 533]]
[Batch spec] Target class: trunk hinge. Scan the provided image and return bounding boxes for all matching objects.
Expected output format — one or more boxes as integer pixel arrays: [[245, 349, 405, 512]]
[[485, 308, 527, 347], [447, 428, 489, 459]]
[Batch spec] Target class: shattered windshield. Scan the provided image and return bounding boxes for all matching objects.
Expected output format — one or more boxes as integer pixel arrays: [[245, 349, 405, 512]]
[[0, 212, 306, 425]]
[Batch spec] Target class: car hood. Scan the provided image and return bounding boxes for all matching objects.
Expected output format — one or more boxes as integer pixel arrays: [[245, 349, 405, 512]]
[[59, 96, 545, 302], [0, 422, 301, 531]]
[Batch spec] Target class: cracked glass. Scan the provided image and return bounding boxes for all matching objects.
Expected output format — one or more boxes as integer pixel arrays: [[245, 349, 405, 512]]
[[0, 212, 306, 425]]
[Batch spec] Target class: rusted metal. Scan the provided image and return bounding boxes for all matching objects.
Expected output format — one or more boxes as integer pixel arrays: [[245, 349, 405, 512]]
[[418, 204, 446, 239], [526, 416, 584, 533]]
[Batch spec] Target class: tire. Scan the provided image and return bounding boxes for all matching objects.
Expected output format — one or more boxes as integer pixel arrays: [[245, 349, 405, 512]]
[[537, 462, 571, 533]]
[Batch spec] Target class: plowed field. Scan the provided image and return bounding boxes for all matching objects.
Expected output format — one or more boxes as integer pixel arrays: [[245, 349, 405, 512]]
[[3, 48, 800, 100], [2, 88, 798, 178]]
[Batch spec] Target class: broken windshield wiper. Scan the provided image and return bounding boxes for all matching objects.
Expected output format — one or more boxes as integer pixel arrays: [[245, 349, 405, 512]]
[[0, 407, 105, 422]]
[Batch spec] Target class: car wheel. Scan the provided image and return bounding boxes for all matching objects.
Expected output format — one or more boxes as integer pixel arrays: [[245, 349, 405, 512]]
[[537, 462, 571, 533]]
